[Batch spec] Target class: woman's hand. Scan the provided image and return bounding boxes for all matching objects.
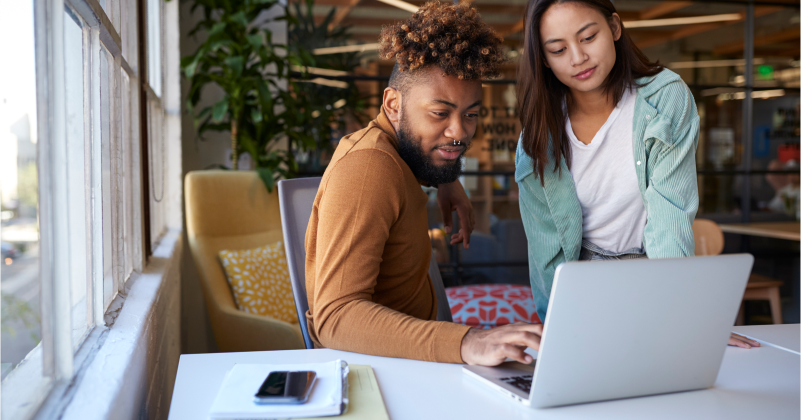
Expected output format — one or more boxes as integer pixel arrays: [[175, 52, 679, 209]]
[[728, 332, 761, 349], [437, 181, 475, 249]]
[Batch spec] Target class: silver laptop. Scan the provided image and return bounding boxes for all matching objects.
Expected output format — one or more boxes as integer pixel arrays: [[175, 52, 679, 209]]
[[463, 254, 754, 409]]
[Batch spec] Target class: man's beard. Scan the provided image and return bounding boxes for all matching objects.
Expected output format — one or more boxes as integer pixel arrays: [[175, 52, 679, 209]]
[[396, 116, 466, 187]]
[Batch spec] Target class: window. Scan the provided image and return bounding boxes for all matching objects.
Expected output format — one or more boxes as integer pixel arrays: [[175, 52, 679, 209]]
[[1, 0, 173, 417], [1, 0, 41, 382]]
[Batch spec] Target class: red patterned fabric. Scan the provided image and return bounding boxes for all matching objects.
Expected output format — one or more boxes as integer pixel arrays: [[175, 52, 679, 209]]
[[446, 284, 541, 329]]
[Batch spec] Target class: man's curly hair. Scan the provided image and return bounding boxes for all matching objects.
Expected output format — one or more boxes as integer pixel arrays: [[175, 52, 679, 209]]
[[379, 1, 505, 84]]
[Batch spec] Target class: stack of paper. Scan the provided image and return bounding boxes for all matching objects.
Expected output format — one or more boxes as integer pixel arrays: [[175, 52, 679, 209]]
[[209, 360, 347, 419]]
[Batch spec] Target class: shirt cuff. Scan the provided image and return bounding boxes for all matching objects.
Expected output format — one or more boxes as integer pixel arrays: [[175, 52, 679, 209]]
[[433, 322, 472, 363]]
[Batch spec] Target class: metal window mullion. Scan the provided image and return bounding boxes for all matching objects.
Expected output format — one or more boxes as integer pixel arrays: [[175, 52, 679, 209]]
[[66, 0, 121, 57], [82, 16, 95, 332], [130, 73, 144, 272], [121, 70, 134, 282], [34, 0, 74, 380], [741, 2, 754, 223], [111, 56, 124, 295], [89, 27, 105, 326]]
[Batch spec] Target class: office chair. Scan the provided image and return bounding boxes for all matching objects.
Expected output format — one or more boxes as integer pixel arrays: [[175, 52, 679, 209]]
[[278, 177, 453, 349]]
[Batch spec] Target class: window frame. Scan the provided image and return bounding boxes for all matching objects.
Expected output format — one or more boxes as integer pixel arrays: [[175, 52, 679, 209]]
[[1, 0, 165, 417]]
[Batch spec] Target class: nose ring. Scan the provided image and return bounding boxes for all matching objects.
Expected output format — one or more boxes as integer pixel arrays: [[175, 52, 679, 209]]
[[453, 140, 461, 146]]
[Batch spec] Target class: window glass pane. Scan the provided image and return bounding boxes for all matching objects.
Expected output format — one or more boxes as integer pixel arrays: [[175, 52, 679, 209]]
[[696, 90, 744, 171], [148, 99, 165, 245], [0, 0, 40, 379], [65, 8, 89, 348], [100, 47, 114, 309], [752, 90, 799, 171], [147, 0, 162, 97]]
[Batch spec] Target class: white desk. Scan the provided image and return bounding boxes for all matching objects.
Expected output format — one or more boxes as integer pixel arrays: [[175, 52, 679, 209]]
[[169, 325, 800, 420], [733, 324, 800, 354]]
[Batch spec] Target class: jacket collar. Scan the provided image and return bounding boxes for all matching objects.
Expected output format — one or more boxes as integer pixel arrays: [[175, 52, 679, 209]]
[[375, 106, 400, 151], [635, 68, 682, 99]]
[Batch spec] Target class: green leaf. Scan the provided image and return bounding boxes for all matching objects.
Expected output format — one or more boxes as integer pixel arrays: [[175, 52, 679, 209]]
[[246, 33, 263, 49], [209, 21, 227, 36], [256, 167, 275, 192], [251, 107, 263, 123], [224, 56, 245, 77], [212, 99, 229, 122], [230, 11, 248, 28], [184, 59, 199, 78]]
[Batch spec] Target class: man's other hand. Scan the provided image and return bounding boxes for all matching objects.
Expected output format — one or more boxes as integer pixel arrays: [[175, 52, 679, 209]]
[[460, 323, 543, 366], [437, 181, 475, 249], [729, 332, 760, 349]]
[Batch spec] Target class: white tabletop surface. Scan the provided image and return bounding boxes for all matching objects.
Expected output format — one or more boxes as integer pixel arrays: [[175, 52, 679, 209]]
[[732, 324, 801, 354], [169, 325, 800, 420]]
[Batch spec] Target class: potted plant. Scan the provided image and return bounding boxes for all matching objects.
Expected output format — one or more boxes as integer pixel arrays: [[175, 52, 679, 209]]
[[182, 0, 314, 190], [181, 0, 368, 189], [288, 0, 369, 172]]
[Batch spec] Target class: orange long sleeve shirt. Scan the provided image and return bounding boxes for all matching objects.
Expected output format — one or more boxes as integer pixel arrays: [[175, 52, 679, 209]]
[[304, 108, 471, 363]]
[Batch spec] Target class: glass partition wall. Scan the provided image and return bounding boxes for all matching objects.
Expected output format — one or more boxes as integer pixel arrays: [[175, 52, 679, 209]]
[[291, 0, 800, 323]]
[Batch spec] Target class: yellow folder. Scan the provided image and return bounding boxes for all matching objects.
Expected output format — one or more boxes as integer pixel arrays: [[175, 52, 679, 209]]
[[294, 364, 389, 420]]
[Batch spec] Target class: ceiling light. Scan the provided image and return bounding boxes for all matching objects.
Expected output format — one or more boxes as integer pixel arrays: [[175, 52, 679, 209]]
[[624, 13, 741, 29], [717, 89, 786, 101], [312, 43, 380, 55], [702, 87, 742, 96], [376, 0, 419, 13], [295, 78, 349, 89], [291, 65, 349, 77], [669, 58, 766, 69]]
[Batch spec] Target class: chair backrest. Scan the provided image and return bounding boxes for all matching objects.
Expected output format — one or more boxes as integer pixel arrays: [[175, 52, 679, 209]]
[[278, 177, 454, 349], [278, 177, 322, 349], [692, 219, 725, 256], [185, 170, 300, 351], [429, 256, 453, 322]]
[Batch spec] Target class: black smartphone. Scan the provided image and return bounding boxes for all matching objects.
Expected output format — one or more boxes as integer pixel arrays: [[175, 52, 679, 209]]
[[254, 371, 317, 404]]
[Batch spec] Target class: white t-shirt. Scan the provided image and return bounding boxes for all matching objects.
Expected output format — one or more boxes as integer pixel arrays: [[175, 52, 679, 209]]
[[567, 89, 646, 253]]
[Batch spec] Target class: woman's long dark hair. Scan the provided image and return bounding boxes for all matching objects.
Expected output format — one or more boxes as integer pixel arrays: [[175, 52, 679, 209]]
[[517, 0, 663, 184]]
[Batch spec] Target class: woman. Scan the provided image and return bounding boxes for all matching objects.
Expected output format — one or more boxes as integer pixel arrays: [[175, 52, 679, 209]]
[[514, 0, 758, 348]]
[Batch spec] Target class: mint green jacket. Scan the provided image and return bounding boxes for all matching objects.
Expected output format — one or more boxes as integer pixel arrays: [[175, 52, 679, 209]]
[[514, 69, 699, 321]]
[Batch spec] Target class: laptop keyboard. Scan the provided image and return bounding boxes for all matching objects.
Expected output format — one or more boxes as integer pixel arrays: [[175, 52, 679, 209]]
[[499, 375, 533, 393]]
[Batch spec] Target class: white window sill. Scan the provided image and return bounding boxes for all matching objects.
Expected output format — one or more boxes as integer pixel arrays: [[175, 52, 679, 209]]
[[1, 229, 182, 420]]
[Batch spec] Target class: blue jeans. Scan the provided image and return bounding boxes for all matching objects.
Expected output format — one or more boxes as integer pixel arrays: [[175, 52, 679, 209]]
[[578, 240, 647, 261]]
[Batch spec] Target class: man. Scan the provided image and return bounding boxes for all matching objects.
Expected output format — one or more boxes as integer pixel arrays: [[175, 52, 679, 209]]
[[305, 2, 542, 366]]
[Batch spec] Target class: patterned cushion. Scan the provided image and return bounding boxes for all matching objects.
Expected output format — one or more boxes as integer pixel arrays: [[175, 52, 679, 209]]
[[218, 242, 298, 324], [446, 284, 540, 329]]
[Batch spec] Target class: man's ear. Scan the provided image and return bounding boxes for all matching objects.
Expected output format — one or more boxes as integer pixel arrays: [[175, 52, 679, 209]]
[[383, 87, 401, 129]]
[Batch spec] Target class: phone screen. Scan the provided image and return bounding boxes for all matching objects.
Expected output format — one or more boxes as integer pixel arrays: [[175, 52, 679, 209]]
[[254, 371, 317, 404]]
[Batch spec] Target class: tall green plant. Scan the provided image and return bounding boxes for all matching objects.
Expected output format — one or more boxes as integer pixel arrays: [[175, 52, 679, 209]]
[[288, 0, 369, 168], [181, 0, 316, 190]]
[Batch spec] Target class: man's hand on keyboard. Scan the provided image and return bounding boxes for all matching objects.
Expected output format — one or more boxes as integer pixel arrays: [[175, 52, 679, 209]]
[[460, 323, 543, 366]]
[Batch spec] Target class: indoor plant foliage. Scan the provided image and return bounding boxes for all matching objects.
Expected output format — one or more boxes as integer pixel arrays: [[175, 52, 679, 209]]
[[181, 0, 318, 190], [288, 0, 369, 171]]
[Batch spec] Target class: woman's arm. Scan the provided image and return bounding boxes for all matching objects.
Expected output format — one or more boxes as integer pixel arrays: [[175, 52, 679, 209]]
[[642, 81, 700, 259]]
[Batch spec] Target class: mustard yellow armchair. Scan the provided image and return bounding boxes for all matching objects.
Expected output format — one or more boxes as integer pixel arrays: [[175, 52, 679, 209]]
[[184, 170, 304, 352]]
